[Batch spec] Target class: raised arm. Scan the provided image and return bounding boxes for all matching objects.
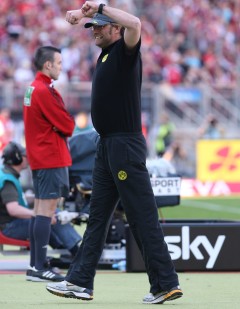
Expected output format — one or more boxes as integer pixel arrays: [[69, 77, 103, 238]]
[[97, 4, 141, 49], [67, 1, 141, 49]]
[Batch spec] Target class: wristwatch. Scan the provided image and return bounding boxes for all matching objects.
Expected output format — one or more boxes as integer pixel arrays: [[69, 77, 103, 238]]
[[98, 3, 106, 14]]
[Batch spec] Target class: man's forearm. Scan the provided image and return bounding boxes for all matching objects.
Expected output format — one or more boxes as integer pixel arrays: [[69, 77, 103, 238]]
[[100, 5, 140, 31], [66, 8, 86, 25]]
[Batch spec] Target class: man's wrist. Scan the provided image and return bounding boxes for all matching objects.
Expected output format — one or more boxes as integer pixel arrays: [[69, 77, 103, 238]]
[[98, 3, 106, 14]]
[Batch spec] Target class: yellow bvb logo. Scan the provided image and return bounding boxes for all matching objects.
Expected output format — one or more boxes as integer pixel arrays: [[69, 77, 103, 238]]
[[102, 54, 108, 62], [118, 170, 127, 181]]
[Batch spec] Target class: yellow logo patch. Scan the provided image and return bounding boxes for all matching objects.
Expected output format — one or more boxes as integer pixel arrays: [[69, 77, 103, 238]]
[[102, 54, 108, 62], [118, 170, 127, 181]]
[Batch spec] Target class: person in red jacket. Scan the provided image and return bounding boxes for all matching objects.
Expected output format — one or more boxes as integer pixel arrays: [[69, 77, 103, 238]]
[[23, 46, 75, 282]]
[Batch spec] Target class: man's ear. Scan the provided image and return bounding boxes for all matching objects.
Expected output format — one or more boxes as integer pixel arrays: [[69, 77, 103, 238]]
[[117, 26, 121, 34], [113, 25, 121, 34], [44, 61, 52, 70]]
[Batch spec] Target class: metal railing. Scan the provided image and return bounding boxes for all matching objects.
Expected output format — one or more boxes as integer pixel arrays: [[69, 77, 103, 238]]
[[0, 81, 240, 130], [1, 80, 239, 178], [0, 80, 239, 136]]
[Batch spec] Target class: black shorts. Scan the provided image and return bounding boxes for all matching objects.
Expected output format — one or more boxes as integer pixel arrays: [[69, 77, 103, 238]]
[[32, 167, 69, 199]]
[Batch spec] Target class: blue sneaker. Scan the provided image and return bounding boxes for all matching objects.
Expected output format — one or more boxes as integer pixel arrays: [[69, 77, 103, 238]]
[[27, 267, 64, 282], [26, 266, 35, 281]]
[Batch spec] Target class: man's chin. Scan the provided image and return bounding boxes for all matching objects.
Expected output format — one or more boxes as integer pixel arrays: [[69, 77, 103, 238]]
[[95, 38, 102, 46], [95, 41, 107, 49]]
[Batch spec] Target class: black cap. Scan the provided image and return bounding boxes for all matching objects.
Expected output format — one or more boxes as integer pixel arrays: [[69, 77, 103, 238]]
[[84, 13, 115, 28], [2, 141, 26, 165], [17, 143, 26, 156]]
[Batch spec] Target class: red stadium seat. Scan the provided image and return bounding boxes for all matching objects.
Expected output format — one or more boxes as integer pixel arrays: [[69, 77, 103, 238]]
[[0, 230, 30, 250]]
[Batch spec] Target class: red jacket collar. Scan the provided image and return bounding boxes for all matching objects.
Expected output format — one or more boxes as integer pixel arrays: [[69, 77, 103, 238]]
[[35, 72, 52, 84]]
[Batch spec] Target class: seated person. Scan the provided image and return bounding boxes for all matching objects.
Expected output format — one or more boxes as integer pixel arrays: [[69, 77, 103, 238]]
[[0, 142, 82, 276], [146, 157, 176, 177]]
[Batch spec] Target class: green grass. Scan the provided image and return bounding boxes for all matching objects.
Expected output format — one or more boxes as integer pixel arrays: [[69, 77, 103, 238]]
[[0, 272, 240, 309], [1, 196, 240, 308], [159, 196, 240, 221]]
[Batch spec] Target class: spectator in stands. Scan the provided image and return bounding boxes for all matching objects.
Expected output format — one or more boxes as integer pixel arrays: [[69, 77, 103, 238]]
[[163, 140, 194, 177], [198, 114, 225, 139], [0, 107, 14, 154], [61, 39, 81, 80], [13, 59, 34, 84], [155, 112, 175, 157], [1, 0, 240, 87], [0, 142, 82, 279]]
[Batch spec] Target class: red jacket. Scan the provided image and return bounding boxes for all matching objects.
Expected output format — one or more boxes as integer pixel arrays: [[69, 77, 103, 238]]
[[23, 72, 75, 170]]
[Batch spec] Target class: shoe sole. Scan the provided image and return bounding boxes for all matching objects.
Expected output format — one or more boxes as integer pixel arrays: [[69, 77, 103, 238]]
[[46, 286, 93, 301], [165, 289, 183, 302], [143, 289, 183, 304]]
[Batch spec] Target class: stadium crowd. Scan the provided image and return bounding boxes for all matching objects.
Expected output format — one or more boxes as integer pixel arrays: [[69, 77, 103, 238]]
[[0, 0, 239, 178], [0, 0, 240, 88]]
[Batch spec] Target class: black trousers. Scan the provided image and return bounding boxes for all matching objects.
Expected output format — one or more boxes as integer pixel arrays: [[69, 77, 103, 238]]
[[66, 133, 179, 293]]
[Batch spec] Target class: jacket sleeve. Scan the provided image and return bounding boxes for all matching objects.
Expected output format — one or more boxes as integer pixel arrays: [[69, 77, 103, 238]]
[[36, 86, 75, 137]]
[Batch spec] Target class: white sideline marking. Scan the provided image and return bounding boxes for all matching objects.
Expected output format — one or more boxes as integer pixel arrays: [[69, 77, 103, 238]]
[[183, 200, 240, 214]]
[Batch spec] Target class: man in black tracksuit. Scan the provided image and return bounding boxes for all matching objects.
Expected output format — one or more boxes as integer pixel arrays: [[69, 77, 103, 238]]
[[46, 1, 183, 304]]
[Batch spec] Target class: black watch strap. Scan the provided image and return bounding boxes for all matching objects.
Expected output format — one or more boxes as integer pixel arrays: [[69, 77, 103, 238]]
[[98, 3, 106, 14]]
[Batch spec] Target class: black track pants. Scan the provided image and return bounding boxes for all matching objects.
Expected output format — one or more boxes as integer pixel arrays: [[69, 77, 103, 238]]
[[66, 133, 179, 293]]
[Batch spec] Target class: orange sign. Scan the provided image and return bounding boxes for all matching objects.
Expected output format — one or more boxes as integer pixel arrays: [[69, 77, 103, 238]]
[[197, 140, 240, 181]]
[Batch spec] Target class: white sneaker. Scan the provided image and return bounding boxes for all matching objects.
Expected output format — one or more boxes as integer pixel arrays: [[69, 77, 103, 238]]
[[46, 280, 93, 300], [143, 286, 183, 304]]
